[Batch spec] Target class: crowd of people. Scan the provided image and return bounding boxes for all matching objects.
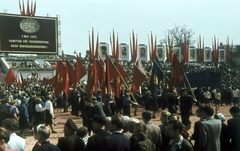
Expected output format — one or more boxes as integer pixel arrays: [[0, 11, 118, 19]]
[[0, 54, 240, 150]]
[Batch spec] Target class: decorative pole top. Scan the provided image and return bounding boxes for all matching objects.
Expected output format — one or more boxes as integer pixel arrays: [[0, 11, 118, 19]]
[[19, 0, 36, 16]]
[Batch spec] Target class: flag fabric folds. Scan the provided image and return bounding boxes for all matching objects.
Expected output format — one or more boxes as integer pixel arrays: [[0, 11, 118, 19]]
[[169, 53, 184, 89], [17, 72, 23, 88], [5, 69, 16, 85], [54, 60, 68, 96], [74, 54, 87, 89], [65, 58, 75, 87], [132, 65, 146, 96], [105, 56, 118, 94], [42, 76, 56, 85], [148, 61, 163, 97]]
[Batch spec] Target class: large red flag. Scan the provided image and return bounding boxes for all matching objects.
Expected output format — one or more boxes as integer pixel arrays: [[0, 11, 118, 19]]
[[85, 62, 94, 96], [169, 53, 184, 89], [132, 65, 146, 96], [65, 67, 69, 97], [42, 76, 56, 85], [65, 58, 75, 87], [5, 69, 16, 85], [74, 54, 87, 89], [106, 56, 118, 94], [17, 72, 23, 88], [54, 60, 66, 96]]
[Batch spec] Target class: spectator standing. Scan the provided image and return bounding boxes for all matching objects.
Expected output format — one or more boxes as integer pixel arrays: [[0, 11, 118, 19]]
[[2, 118, 25, 151], [45, 95, 57, 133], [198, 106, 221, 151], [0, 127, 17, 151], [18, 99, 29, 138], [227, 106, 240, 151], [101, 115, 131, 151], [166, 120, 193, 151]]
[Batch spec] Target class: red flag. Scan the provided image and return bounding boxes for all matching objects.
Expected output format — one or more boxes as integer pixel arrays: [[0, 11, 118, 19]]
[[93, 62, 98, 91], [114, 36, 121, 97], [106, 56, 118, 94], [65, 68, 69, 97], [169, 53, 184, 89], [65, 58, 75, 87], [85, 62, 94, 96], [54, 60, 66, 96], [42, 76, 56, 85], [95, 33, 99, 59], [17, 72, 23, 88], [132, 65, 146, 95], [5, 69, 16, 85], [74, 54, 87, 89]]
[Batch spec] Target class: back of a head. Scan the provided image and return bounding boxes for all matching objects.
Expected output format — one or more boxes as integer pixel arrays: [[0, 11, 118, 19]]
[[37, 125, 51, 142], [127, 118, 140, 133], [2, 118, 19, 132], [133, 122, 147, 141], [0, 127, 10, 143], [229, 106, 240, 115], [142, 110, 152, 122], [76, 127, 88, 138], [111, 115, 125, 130], [202, 106, 214, 117]]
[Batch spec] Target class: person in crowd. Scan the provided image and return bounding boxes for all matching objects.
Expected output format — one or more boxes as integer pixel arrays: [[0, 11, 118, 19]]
[[214, 88, 221, 113], [227, 106, 240, 151], [131, 122, 156, 151], [86, 115, 111, 151], [76, 126, 89, 146], [105, 117, 112, 132], [96, 90, 103, 103], [56, 91, 63, 113], [191, 105, 204, 151], [179, 89, 193, 130], [231, 86, 240, 107], [34, 98, 46, 126], [91, 96, 106, 118], [57, 118, 85, 151], [8, 99, 18, 121], [159, 110, 171, 151], [121, 116, 131, 139], [214, 113, 230, 151], [203, 87, 212, 106], [0, 127, 18, 151], [18, 99, 29, 138], [82, 97, 96, 135], [166, 120, 194, 151], [142, 110, 162, 151], [104, 94, 113, 117], [166, 89, 179, 114], [71, 90, 80, 116], [44, 95, 57, 133], [198, 106, 221, 151], [32, 125, 60, 151], [122, 90, 138, 117], [0, 97, 10, 125], [2, 118, 25, 151], [101, 115, 131, 151]]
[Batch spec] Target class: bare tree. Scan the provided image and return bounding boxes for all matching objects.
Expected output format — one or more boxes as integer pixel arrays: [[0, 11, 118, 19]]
[[161, 25, 195, 46]]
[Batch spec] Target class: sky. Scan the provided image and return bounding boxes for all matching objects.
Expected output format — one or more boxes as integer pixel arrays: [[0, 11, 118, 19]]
[[0, 0, 240, 57]]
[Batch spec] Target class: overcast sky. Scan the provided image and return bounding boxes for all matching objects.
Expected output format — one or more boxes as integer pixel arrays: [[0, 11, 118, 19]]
[[1, 0, 239, 56]]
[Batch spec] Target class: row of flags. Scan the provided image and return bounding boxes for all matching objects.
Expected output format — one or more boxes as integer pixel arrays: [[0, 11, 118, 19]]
[[4, 69, 24, 88], [4, 29, 187, 100]]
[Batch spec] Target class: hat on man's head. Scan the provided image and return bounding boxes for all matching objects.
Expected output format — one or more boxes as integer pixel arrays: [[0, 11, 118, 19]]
[[65, 119, 78, 131], [92, 115, 106, 125], [214, 113, 226, 122]]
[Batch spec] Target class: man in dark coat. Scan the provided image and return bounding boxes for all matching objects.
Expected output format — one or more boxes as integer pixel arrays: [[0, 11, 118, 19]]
[[86, 115, 111, 151], [101, 115, 130, 151], [227, 106, 240, 151], [57, 119, 85, 151], [179, 89, 193, 129]]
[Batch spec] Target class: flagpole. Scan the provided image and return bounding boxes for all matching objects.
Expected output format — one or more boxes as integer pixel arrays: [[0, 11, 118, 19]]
[[182, 72, 197, 100], [106, 55, 138, 103], [153, 59, 170, 82]]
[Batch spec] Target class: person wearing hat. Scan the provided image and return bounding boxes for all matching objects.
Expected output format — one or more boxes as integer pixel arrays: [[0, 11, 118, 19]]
[[57, 119, 85, 151], [2, 118, 25, 151], [82, 97, 95, 136], [214, 113, 230, 151], [86, 115, 111, 151]]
